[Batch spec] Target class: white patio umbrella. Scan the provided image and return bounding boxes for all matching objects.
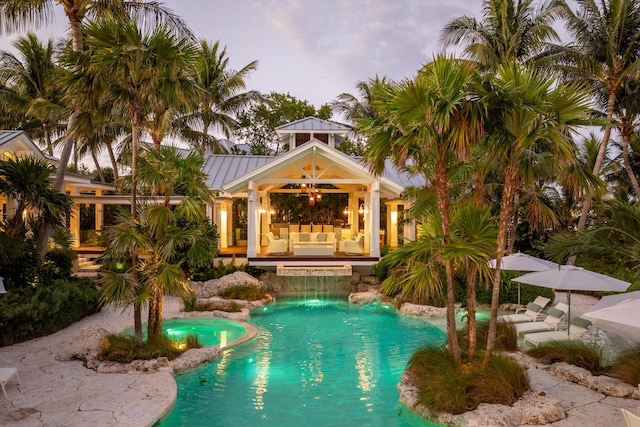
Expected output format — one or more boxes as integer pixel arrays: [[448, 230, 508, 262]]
[[583, 297, 640, 342], [589, 290, 640, 312], [488, 253, 559, 304], [512, 265, 631, 335]]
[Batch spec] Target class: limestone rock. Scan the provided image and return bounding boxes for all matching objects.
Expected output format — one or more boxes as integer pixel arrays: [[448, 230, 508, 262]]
[[348, 290, 382, 305], [172, 347, 222, 374], [547, 362, 592, 384], [357, 275, 380, 292], [128, 357, 173, 374], [460, 403, 521, 427], [55, 325, 111, 362], [182, 308, 250, 322], [512, 390, 565, 424], [588, 375, 637, 398], [194, 271, 262, 298], [400, 303, 447, 318], [348, 271, 361, 287], [257, 271, 287, 293], [96, 361, 129, 374], [397, 373, 421, 408], [634, 386, 640, 400]]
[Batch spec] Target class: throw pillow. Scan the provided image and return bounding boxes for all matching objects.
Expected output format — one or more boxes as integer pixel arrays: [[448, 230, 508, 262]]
[[300, 233, 310, 242], [317, 233, 327, 242]]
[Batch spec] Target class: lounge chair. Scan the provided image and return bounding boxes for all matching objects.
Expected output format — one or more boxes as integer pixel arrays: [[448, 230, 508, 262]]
[[622, 408, 640, 427], [515, 304, 567, 336], [499, 296, 551, 323], [523, 318, 593, 347], [0, 368, 20, 398]]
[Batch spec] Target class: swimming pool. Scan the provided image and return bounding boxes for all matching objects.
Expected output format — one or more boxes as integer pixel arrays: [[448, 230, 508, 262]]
[[123, 318, 247, 347], [159, 298, 445, 426]]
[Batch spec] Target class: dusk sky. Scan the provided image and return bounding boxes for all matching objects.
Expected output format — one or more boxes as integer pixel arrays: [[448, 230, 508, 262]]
[[0, 0, 487, 111]]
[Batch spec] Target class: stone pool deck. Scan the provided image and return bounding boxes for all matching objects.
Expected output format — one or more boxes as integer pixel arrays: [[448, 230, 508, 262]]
[[0, 293, 639, 426]]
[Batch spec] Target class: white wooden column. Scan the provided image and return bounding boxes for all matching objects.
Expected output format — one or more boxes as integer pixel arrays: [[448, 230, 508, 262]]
[[387, 201, 399, 247], [94, 189, 103, 235], [369, 182, 380, 257], [247, 182, 258, 257], [363, 191, 371, 254], [259, 191, 268, 248], [226, 200, 234, 247], [70, 188, 80, 247]]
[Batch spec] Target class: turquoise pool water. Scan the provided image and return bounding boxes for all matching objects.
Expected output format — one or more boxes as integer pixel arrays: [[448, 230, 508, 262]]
[[159, 298, 446, 426], [123, 318, 246, 347]]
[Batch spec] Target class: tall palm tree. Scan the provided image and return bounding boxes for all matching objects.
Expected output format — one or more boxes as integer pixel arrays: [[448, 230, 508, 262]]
[[330, 76, 394, 124], [361, 56, 485, 364], [615, 78, 640, 199], [479, 63, 592, 365], [556, 0, 640, 233], [64, 16, 197, 218], [0, 33, 65, 156], [1, 0, 192, 259], [101, 146, 216, 340], [177, 40, 260, 155], [442, 0, 561, 71], [0, 0, 192, 191]]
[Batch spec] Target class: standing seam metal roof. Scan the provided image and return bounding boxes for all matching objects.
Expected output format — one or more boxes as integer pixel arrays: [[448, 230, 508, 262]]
[[203, 153, 423, 190], [275, 117, 350, 132]]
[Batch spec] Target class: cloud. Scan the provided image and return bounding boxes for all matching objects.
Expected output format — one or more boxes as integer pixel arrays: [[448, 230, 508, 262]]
[[256, 0, 482, 87]]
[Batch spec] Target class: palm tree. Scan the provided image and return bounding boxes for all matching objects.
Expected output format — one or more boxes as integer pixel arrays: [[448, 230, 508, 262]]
[[615, 78, 640, 199], [177, 40, 260, 155], [330, 76, 394, 124], [361, 56, 485, 364], [0, 156, 71, 241], [0, 0, 192, 191], [556, 0, 640, 232], [479, 63, 592, 365], [1, 0, 192, 260], [442, 0, 561, 71], [0, 33, 65, 156], [64, 16, 197, 218], [101, 146, 216, 341]]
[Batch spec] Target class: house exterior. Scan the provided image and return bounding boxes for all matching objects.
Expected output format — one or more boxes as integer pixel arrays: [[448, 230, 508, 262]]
[[1, 117, 420, 271]]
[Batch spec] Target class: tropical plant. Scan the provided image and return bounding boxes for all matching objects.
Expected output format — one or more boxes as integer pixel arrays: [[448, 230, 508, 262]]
[[100, 146, 217, 341], [177, 40, 260, 155], [0, 33, 66, 156], [556, 0, 640, 232], [479, 62, 593, 366], [442, 0, 561, 71], [1, 0, 192, 259], [0, 156, 71, 242], [361, 56, 485, 364]]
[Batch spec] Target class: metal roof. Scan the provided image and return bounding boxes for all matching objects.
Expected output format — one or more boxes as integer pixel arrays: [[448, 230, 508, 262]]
[[275, 117, 350, 133], [0, 130, 27, 148], [202, 150, 423, 191], [203, 154, 273, 189]]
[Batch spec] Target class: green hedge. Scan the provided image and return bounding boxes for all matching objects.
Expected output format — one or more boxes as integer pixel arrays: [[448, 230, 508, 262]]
[[0, 277, 101, 346]]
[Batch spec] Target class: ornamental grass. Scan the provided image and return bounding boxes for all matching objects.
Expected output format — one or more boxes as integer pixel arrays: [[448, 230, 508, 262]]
[[407, 346, 529, 414], [526, 341, 602, 373]]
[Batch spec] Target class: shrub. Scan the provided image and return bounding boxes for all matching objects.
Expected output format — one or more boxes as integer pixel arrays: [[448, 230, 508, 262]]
[[605, 346, 640, 385], [0, 277, 101, 346], [220, 284, 267, 300], [44, 247, 77, 279], [407, 346, 529, 414], [526, 341, 602, 373], [99, 333, 202, 363], [455, 271, 555, 305]]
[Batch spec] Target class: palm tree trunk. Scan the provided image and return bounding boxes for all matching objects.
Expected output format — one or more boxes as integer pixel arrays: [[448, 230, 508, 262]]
[[106, 140, 120, 184], [484, 166, 518, 367], [131, 115, 139, 218], [572, 90, 617, 264], [92, 150, 105, 182], [42, 121, 54, 156], [621, 123, 640, 199], [466, 266, 477, 362], [507, 193, 520, 254], [435, 162, 462, 365]]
